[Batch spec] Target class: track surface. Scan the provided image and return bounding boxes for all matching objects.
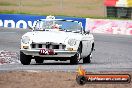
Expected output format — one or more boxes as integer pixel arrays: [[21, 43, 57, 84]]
[[0, 28, 132, 72]]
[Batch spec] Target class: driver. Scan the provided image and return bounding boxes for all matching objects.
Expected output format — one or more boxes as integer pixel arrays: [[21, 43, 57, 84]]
[[52, 24, 60, 29]]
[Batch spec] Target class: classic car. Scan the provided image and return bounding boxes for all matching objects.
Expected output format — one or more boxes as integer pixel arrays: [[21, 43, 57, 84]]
[[20, 16, 94, 65]]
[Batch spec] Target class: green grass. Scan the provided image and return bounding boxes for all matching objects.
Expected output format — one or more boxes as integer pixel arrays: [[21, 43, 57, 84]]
[[0, 10, 131, 20], [76, 5, 99, 10], [21, 3, 52, 7], [0, 2, 17, 6], [0, 10, 96, 18], [0, 0, 105, 18], [0, 0, 131, 20], [0, 11, 79, 18]]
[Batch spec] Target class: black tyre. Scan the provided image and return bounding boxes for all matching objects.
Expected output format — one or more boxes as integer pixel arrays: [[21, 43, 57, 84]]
[[70, 51, 81, 65], [83, 43, 94, 64], [20, 51, 32, 65], [83, 54, 91, 63], [35, 57, 44, 64], [76, 76, 87, 85], [70, 43, 82, 65]]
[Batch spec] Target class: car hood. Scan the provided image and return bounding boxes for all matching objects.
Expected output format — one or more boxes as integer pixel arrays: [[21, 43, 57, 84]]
[[23, 31, 82, 44]]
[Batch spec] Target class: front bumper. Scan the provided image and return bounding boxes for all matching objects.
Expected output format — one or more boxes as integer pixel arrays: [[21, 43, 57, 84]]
[[20, 49, 77, 57]]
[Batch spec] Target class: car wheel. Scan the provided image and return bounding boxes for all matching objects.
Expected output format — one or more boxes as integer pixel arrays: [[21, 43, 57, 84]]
[[35, 57, 44, 64], [70, 43, 82, 65], [83, 54, 91, 63], [20, 51, 32, 65], [70, 51, 81, 65], [83, 43, 94, 64]]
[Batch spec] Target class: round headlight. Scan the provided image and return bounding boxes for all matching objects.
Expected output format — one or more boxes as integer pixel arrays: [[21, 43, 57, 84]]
[[21, 36, 30, 44], [68, 39, 77, 46]]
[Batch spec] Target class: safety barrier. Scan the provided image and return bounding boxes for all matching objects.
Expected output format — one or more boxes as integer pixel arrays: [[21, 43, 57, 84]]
[[85, 18, 132, 35], [0, 14, 86, 29], [0, 14, 132, 35]]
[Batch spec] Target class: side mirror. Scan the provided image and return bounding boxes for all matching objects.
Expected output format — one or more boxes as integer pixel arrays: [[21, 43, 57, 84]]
[[84, 30, 90, 34]]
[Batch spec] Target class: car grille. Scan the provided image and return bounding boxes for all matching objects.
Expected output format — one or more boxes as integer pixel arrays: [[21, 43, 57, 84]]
[[31, 43, 66, 50]]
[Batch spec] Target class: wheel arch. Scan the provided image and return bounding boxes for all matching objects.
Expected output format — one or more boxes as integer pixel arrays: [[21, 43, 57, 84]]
[[78, 41, 83, 53], [91, 42, 94, 51]]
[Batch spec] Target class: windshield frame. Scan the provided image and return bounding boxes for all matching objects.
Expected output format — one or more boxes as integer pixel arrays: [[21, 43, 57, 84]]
[[33, 19, 83, 33]]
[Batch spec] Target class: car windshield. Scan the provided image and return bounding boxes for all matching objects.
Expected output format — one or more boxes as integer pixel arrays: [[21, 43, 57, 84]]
[[34, 19, 82, 32]]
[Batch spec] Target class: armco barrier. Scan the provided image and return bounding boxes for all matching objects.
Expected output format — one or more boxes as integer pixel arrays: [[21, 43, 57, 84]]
[[0, 14, 86, 29], [85, 18, 132, 35], [0, 14, 132, 35]]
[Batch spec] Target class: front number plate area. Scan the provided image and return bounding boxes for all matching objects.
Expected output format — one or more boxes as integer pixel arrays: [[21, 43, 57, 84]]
[[39, 49, 55, 55]]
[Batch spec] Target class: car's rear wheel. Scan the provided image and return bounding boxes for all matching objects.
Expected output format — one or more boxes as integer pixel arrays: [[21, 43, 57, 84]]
[[20, 51, 32, 65], [35, 57, 44, 64], [70, 43, 82, 65]]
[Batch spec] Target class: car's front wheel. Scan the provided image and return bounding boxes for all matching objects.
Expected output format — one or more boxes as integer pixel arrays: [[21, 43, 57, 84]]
[[70, 51, 81, 65], [83, 43, 94, 64], [20, 51, 32, 65], [70, 43, 82, 65]]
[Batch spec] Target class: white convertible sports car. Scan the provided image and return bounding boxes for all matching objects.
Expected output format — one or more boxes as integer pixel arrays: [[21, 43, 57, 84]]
[[20, 16, 94, 65]]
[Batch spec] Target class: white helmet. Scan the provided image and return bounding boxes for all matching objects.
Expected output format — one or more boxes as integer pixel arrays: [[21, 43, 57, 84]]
[[46, 15, 55, 19]]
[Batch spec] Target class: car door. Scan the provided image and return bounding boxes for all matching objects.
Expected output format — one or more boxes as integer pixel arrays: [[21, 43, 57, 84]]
[[81, 33, 93, 57]]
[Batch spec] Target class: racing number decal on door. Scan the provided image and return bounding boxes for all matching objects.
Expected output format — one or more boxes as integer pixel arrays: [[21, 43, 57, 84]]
[[39, 49, 55, 55]]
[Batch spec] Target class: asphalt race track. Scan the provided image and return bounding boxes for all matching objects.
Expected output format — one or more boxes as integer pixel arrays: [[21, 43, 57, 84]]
[[0, 27, 132, 72]]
